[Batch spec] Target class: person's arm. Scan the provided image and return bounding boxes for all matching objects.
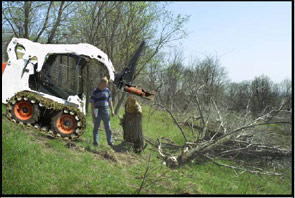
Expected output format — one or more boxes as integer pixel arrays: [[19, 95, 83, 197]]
[[108, 89, 115, 117], [109, 100, 115, 117], [91, 102, 95, 118], [90, 90, 96, 122]]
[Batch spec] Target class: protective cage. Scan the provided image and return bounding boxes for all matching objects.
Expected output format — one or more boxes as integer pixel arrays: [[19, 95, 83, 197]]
[[29, 54, 89, 101]]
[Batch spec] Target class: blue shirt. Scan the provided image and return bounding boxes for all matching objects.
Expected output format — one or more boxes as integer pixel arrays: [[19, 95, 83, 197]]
[[90, 88, 112, 108]]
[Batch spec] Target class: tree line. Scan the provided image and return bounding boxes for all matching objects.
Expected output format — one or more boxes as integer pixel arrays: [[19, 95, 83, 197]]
[[138, 50, 291, 118]]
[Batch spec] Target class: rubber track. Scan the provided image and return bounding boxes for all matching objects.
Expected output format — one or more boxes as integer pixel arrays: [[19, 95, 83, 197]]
[[6, 91, 86, 141]]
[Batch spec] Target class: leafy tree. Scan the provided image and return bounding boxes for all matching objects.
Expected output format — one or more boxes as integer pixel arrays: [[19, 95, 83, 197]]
[[2, 1, 75, 43], [66, 2, 189, 113]]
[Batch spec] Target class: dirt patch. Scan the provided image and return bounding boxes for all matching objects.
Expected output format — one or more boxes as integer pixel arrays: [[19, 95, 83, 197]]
[[96, 150, 118, 162], [66, 142, 77, 148], [89, 145, 140, 165], [63, 140, 141, 166], [115, 152, 141, 166]]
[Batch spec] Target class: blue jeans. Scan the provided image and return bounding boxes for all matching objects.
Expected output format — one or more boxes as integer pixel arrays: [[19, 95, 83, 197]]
[[93, 107, 113, 146]]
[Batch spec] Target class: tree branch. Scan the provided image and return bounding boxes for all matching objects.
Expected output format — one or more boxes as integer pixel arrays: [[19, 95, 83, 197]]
[[47, 1, 65, 43], [24, 1, 32, 39], [203, 154, 282, 176], [136, 152, 152, 194], [153, 103, 188, 143], [34, 2, 53, 42]]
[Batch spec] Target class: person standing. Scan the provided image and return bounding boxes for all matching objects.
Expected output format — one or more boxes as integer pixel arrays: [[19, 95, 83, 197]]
[[90, 77, 115, 147]]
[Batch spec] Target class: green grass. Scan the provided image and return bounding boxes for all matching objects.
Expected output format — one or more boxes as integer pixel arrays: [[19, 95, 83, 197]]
[[2, 104, 292, 195]]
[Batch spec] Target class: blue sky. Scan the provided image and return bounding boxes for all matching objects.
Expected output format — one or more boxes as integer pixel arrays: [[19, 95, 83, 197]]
[[166, 2, 292, 83]]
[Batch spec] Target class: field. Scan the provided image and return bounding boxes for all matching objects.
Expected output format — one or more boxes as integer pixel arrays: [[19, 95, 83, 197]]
[[2, 104, 292, 195]]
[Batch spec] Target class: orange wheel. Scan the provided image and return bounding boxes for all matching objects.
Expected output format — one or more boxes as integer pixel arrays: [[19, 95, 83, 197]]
[[14, 101, 33, 120], [52, 112, 77, 136], [11, 100, 40, 124]]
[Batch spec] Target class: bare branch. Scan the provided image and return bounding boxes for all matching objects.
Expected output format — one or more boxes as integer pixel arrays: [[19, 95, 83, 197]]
[[157, 138, 178, 168], [153, 103, 188, 143], [24, 1, 32, 39], [199, 104, 290, 153], [136, 152, 152, 194], [47, 1, 65, 43], [34, 2, 53, 42], [203, 154, 282, 176], [211, 98, 227, 134], [2, 11, 18, 37]]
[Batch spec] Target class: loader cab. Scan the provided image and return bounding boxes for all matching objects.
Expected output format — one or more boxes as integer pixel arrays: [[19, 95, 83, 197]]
[[29, 53, 89, 101]]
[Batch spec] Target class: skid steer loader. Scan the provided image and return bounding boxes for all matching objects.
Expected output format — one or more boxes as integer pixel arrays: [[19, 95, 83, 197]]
[[2, 37, 153, 140]]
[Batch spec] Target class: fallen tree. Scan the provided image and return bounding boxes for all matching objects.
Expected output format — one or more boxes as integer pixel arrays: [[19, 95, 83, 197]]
[[151, 99, 292, 176]]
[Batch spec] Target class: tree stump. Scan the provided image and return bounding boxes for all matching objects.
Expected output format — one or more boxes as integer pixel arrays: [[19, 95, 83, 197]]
[[120, 96, 144, 152]]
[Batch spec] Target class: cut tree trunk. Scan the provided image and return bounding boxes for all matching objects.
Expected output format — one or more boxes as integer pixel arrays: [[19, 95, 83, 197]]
[[120, 96, 144, 152]]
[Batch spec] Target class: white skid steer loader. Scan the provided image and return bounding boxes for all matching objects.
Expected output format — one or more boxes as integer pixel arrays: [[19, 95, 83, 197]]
[[2, 37, 153, 140]]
